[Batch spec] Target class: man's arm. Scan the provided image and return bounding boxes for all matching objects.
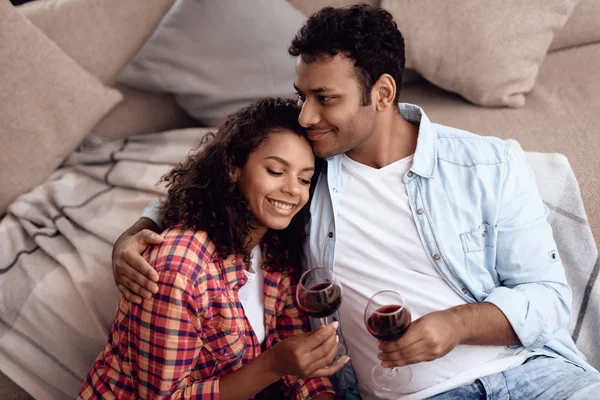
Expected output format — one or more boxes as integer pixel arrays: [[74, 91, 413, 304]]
[[380, 145, 568, 367], [481, 146, 571, 350], [449, 302, 519, 346], [378, 302, 519, 368], [112, 217, 163, 303]]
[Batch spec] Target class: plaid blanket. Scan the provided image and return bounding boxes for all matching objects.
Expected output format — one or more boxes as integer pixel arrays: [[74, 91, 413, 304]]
[[0, 130, 597, 399]]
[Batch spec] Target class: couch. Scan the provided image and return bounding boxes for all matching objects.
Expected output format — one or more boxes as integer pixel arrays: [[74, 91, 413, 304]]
[[1, 0, 598, 398]]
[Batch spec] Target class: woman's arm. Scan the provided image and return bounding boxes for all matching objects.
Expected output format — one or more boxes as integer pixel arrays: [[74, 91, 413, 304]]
[[133, 270, 342, 399], [218, 357, 280, 400], [130, 232, 274, 399], [130, 266, 221, 399], [132, 229, 342, 399]]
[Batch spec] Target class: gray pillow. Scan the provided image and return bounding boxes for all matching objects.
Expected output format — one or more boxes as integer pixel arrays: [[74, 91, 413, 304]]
[[118, 0, 307, 126]]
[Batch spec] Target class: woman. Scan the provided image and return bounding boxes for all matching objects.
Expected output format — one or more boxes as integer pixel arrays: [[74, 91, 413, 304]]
[[78, 98, 347, 399]]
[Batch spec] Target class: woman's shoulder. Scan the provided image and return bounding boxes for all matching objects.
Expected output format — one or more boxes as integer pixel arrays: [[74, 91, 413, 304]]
[[160, 225, 214, 247], [146, 225, 219, 279]]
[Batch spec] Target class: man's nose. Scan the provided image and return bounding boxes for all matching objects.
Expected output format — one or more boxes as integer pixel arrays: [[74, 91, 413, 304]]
[[298, 100, 320, 128]]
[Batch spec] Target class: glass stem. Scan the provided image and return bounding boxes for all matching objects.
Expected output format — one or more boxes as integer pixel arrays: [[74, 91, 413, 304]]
[[387, 367, 399, 376], [320, 316, 329, 327]]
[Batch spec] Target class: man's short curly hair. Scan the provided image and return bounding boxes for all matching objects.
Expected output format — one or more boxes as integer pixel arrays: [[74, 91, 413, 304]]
[[288, 4, 405, 106]]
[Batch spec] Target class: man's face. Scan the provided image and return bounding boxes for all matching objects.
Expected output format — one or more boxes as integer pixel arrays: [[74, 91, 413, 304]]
[[294, 54, 377, 158]]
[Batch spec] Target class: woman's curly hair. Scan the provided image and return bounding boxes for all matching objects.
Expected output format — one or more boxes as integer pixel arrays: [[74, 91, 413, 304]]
[[288, 4, 405, 106], [160, 98, 313, 274]]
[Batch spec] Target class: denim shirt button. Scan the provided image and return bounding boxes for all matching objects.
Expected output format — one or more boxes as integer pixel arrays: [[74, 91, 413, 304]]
[[433, 254, 440, 261], [462, 287, 468, 294], [407, 171, 414, 178], [333, 188, 338, 193], [417, 209, 424, 215], [328, 232, 334, 238]]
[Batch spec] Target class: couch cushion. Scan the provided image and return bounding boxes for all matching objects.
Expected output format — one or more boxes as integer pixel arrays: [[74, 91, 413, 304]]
[[550, 0, 600, 51], [19, 0, 184, 140], [0, 1, 122, 216], [118, 0, 308, 127], [93, 84, 195, 140], [288, 0, 380, 16], [383, 0, 579, 108], [19, 0, 175, 85], [400, 43, 600, 249]]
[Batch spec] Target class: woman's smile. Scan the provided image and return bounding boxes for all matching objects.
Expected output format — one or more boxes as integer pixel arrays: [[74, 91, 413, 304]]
[[266, 197, 298, 214]]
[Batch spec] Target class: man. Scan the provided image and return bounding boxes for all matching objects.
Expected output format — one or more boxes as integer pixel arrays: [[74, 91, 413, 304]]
[[111, 5, 600, 399]]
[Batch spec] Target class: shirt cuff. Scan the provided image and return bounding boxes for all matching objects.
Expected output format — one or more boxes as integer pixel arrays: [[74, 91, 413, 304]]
[[484, 286, 550, 349], [141, 200, 164, 230]]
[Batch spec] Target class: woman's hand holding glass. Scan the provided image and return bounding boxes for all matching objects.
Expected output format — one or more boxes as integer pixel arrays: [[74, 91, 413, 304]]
[[297, 268, 349, 365], [261, 322, 348, 378]]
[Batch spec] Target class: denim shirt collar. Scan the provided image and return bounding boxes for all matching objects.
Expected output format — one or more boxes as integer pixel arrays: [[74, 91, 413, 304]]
[[400, 103, 438, 179]]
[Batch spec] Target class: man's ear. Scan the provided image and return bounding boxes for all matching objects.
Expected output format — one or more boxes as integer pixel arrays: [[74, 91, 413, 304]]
[[373, 73, 397, 112]]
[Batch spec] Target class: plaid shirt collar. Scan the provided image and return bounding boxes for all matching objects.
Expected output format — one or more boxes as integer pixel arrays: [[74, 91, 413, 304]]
[[221, 235, 284, 291]]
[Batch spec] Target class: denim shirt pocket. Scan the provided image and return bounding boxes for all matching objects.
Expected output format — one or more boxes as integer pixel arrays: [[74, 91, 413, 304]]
[[459, 223, 497, 293]]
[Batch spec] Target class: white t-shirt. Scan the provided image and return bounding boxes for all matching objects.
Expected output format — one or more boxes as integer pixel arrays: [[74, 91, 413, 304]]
[[334, 154, 529, 400], [238, 245, 265, 344]]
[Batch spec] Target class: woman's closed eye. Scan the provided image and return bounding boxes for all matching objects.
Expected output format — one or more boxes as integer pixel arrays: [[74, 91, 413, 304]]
[[266, 168, 283, 176], [267, 168, 311, 185]]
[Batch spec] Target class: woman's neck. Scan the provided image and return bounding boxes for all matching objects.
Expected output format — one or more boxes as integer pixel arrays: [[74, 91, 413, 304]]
[[238, 227, 266, 272], [246, 226, 267, 252]]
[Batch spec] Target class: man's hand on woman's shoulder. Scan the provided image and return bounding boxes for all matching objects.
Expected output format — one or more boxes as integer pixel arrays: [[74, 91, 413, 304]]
[[112, 218, 163, 304]]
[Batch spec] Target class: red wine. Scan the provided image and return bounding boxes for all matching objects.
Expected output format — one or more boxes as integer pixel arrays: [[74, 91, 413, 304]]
[[367, 305, 411, 341], [299, 282, 342, 318]]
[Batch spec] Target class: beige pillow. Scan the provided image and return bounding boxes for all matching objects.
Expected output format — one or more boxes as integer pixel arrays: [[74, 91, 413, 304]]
[[20, 0, 179, 140], [382, 0, 579, 108], [20, 0, 175, 85], [0, 2, 122, 215], [550, 0, 600, 51], [289, 0, 381, 16], [93, 84, 195, 140]]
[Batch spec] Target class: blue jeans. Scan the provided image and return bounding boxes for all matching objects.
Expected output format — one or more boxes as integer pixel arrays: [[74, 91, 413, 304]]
[[428, 356, 600, 400]]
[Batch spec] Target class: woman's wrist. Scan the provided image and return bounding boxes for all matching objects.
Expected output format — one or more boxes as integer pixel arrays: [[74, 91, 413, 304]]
[[256, 348, 284, 383], [218, 352, 282, 400]]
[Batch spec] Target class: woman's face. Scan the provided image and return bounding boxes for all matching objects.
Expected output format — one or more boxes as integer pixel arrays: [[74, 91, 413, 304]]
[[234, 130, 315, 232]]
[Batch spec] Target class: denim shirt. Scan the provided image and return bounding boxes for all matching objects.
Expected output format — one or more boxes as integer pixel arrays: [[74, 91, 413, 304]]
[[304, 103, 596, 399]]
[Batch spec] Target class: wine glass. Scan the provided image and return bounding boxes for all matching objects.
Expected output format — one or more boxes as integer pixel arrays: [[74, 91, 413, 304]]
[[297, 267, 348, 363], [364, 290, 412, 391]]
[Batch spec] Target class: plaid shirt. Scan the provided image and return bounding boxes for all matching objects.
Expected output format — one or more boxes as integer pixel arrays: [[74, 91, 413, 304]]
[[79, 227, 335, 399]]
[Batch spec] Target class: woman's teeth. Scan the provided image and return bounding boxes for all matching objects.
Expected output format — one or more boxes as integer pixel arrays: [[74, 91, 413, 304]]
[[268, 199, 294, 210]]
